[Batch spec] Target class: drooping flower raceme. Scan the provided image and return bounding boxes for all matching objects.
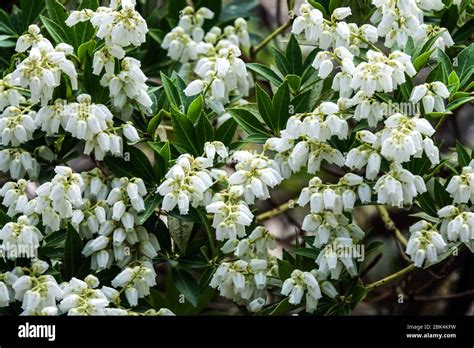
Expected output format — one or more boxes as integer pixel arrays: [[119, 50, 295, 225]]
[[406, 221, 447, 267], [11, 39, 77, 106], [157, 154, 213, 214]]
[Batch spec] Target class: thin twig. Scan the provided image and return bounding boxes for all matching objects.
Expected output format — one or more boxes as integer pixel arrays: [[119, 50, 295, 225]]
[[256, 199, 295, 222], [365, 264, 416, 291], [377, 205, 408, 247], [251, 20, 293, 58]]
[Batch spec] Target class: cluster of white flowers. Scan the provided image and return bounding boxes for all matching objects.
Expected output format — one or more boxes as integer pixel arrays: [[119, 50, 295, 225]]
[[36, 95, 139, 160], [0, 215, 42, 259], [350, 50, 416, 97], [0, 165, 159, 270], [431, 161, 474, 248], [221, 226, 277, 259], [59, 275, 111, 315], [0, 179, 29, 217], [410, 81, 450, 114], [163, 6, 252, 114], [111, 263, 156, 307], [211, 227, 279, 311], [374, 163, 427, 207], [349, 91, 389, 127], [210, 258, 278, 308], [7, 260, 62, 315], [445, 163, 474, 204], [157, 143, 284, 244], [73, 171, 157, 270], [298, 174, 370, 214], [0, 149, 40, 180], [0, 260, 173, 315], [100, 57, 152, 118], [66, 0, 151, 118], [206, 195, 254, 241], [0, 74, 25, 111], [379, 114, 438, 165], [228, 151, 283, 204], [292, 5, 378, 55], [438, 205, 474, 245], [0, 106, 37, 147], [297, 175, 366, 278], [11, 29, 77, 106], [281, 269, 338, 313], [157, 154, 214, 214], [371, 0, 453, 50], [406, 220, 447, 267], [265, 103, 348, 176]]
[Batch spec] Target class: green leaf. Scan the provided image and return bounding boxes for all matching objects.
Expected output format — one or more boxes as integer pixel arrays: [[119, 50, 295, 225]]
[[247, 63, 283, 86], [172, 269, 199, 307], [349, 280, 367, 309], [440, 5, 459, 32], [413, 30, 445, 59], [215, 118, 237, 146], [286, 34, 302, 75], [147, 112, 162, 141], [271, 47, 290, 76], [291, 91, 310, 114], [148, 28, 165, 44], [413, 50, 434, 72], [404, 37, 415, 56], [40, 15, 69, 44], [196, 113, 214, 148], [416, 192, 438, 217], [168, 216, 193, 253], [228, 108, 271, 136], [286, 74, 302, 93], [433, 178, 451, 208], [0, 35, 15, 48], [245, 133, 271, 143], [434, 48, 453, 84], [273, 81, 291, 131], [447, 71, 460, 93], [187, 95, 203, 124], [268, 298, 299, 315], [172, 73, 194, 111], [255, 83, 276, 131], [277, 258, 295, 281], [170, 107, 201, 156], [294, 247, 318, 259], [64, 225, 83, 280], [454, 44, 474, 89], [77, 39, 95, 63], [0, 209, 10, 226], [456, 141, 471, 167], [0, 10, 17, 35], [307, 0, 328, 17], [446, 96, 474, 111], [127, 145, 156, 184], [21, 0, 46, 31], [138, 194, 162, 225], [160, 72, 181, 108]]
